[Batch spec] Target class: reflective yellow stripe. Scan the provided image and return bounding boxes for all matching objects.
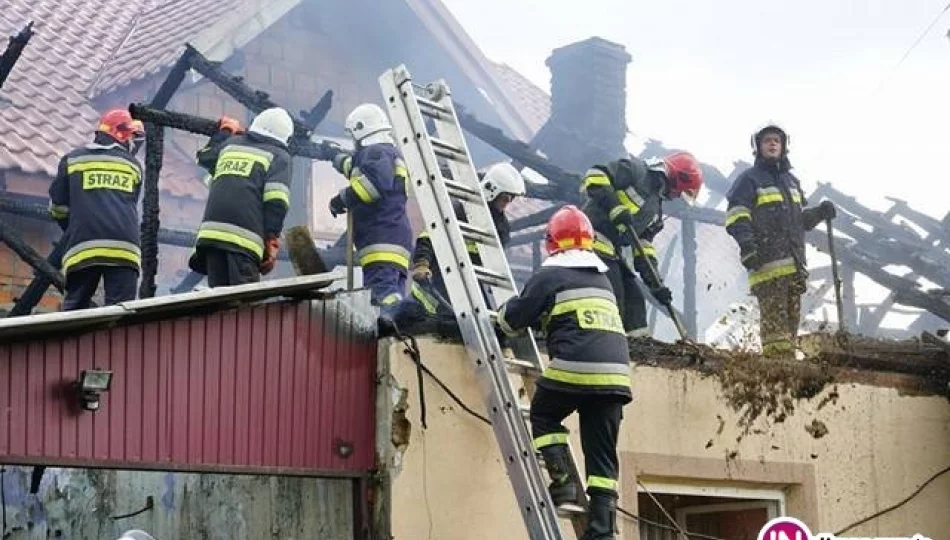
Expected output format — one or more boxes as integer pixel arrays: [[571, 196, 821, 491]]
[[381, 293, 402, 305], [466, 241, 479, 254], [593, 240, 615, 256], [411, 283, 439, 315], [542, 367, 630, 387], [588, 476, 617, 491], [533, 433, 569, 449], [497, 303, 519, 336], [550, 297, 617, 317], [63, 247, 141, 273], [634, 244, 656, 258], [582, 172, 611, 190], [67, 161, 138, 176], [219, 151, 270, 169], [394, 164, 408, 178], [608, 205, 628, 222], [197, 230, 264, 258], [749, 262, 798, 286], [756, 193, 784, 205], [791, 193, 802, 204], [616, 191, 641, 213], [350, 178, 374, 203], [360, 251, 410, 269], [48, 204, 69, 219], [556, 237, 594, 251], [263, 190, 290, 205], [725, 209, 752, 226]]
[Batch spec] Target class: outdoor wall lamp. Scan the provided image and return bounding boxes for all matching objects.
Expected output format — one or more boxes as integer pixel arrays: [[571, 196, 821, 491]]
[[76, 369, 113, 411]]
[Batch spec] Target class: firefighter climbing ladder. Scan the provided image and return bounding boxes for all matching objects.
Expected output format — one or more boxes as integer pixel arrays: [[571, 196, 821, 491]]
[[380, 64, 588, 540]]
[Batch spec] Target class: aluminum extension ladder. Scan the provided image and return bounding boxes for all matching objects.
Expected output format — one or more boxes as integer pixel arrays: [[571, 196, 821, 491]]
[[379, 64, 588, 540]]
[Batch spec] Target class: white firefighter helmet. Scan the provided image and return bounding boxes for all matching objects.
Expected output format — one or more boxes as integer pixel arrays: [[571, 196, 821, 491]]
[[249, 107, 294, 145], [750, 122, 790, 155], [345, 103, 393, 146], [480, 162, 526, 202]]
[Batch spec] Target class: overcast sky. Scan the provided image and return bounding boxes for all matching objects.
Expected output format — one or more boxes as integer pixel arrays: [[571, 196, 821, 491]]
[[442, 0, 950, 218]]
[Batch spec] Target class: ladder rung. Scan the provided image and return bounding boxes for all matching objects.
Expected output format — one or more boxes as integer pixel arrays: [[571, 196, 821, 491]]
[[472, 264, 512, 289], [416, 96, 451, 116], [505, 357, 540, 375], [431, 136, 467, 160], [443, 179, 481, 203], [459, 221, 497, 247]]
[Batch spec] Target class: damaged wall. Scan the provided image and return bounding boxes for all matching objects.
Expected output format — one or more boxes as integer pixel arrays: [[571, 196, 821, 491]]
[[384, 339, 950, 540], [0, 466, 354, 539]]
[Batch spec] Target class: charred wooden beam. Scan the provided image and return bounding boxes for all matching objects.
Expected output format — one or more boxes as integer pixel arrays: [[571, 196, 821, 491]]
[[7, 240, 66, 317], [0, 21, 34, 90], [138, 121, 163, 299], [0, 216, 64, 293]]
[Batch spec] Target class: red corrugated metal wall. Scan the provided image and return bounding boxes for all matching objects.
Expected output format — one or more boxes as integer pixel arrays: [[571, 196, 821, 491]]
[[0, 298, 377, 475]]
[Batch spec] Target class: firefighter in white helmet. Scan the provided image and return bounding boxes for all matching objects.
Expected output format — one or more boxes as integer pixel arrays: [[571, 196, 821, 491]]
[[189, 107, 294, 286], [328, 104, 413, 319], [406, 162, 527, 326]]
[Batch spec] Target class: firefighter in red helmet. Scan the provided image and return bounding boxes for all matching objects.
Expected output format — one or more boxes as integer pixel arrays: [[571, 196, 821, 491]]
[[496, 205, 631, 540], [580, 151, 703, 338], [48, 108, 144, 310]]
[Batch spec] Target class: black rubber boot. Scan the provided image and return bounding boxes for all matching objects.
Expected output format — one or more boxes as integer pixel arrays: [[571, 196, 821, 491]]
[[581, 492, 617, 540], [539, 445, 583, 514]]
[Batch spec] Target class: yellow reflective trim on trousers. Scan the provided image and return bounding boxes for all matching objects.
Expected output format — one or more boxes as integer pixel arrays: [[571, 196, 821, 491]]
[[263, 190, 290, 205], [360, 251, 410, 269], [63, 247, 141, 273], [411, 283, 438, 315], [381, 293, 402, 305], [67, 161, 138, 176], [748, 262, 798, 286], [197, 229, 264, 258], [394, 164, 408, 178], [725, 210, 752, 226], [588, 476, 617, 491], [635, 244, 656, 257], [756, 193, 784, 205], [533, 433, 569, 449], [616, 190, 641, 213], [791, 193, 802, 204], [549, 297, 617, 318], [467, 241, 479, 254], [582, 173, 611, 190], [542, 367, 630, 387]]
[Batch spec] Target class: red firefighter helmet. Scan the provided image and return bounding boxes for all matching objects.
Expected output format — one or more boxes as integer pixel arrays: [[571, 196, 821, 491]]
[[663, 151, 703, 204], [97, 109, 136, 143], [545, 205, 594, 255]]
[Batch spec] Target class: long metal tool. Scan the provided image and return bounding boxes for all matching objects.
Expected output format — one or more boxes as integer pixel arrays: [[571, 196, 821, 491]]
[[624, 228, 690, 341], [825, 217, 846, 333], [346, 213, 355, 291]]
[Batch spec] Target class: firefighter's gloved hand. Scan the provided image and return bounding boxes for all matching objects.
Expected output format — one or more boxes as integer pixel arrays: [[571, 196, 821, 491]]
[[739, 243, 759, 270], [819, 200, 836, 220], [650, 285, 673, 306], [218, 116, 243, 134], [260, 237, 280, 275], [412, 262, 432, 282], [329, 194, 347, 217]]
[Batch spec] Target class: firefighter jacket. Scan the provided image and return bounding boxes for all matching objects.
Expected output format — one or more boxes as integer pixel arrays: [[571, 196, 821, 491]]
[[190, 131, 292, 272], [497, 250, 632, 401], [581, 157, 665, 265], [725, 161, 811, 287], [48, 133, 143, 275], [334, 143, 413, 270]]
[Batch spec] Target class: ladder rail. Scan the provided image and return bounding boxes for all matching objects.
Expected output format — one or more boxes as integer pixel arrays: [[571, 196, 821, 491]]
[[381, 65, 592, 540]]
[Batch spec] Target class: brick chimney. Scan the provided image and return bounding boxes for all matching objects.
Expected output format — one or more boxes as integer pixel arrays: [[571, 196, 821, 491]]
[[532, 37, 632, 171]]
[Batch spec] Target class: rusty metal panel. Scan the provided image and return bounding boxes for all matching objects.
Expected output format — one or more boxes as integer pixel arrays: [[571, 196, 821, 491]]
[[0, 294, 377, 475]]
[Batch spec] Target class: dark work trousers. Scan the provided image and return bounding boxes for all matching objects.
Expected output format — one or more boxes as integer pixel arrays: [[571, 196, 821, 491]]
[[529, 386, 625, 497], [204, 249, 261, 288], [751, 273, 804, 356], [363, 263, 408, 307], [600, 255, 647, 335], [63, 266, 138, 311]]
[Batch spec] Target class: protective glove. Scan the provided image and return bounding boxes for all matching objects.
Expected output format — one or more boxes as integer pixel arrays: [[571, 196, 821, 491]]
[[650, 285, 673, 306], [260, 237, 280, 275], [739, 242, 759, 270], [320, 140, 344, 161], [329, 194, 347, 217], [633, 255, 661, 289], [412, 262, 432, 282], [218, 116, 243, 134], [819, 200, 837, 220]]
